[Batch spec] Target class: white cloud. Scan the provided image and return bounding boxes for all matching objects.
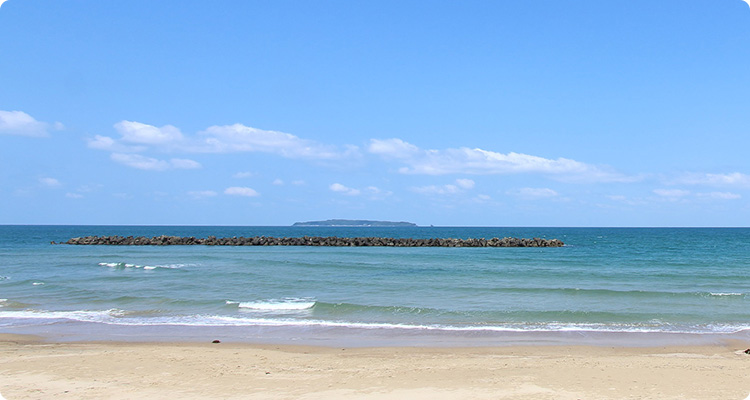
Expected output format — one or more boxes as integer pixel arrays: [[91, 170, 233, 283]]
[[368, 138, 631, 183], [653, 189, 691, 198], [92, 121, 360, 169], [673, 172, 750, 187], [87, 135, 145, 152], [292, 180, 306, 186], [363, 186, 393, 198], [272, 179, 284, 186], [412, 179, 476, 195], [330, 183, 361, 196], [412, 184, 460, 195], [196, 124, 358, 160], [699, 191, 742, 200], [87, 135, 117, 150], [65, 192, 84, 199], [111, 154, 169, 170], [39, 177, 61, 187], [169, 158, 201, 169], [76, 185, 99, 193], [455, 179, 475, 189], [0, 110, 60, 137], [606, 195, 648, 206], [233, 171, 254, 178], [224, 186, 260, 197], [508, 187, 559, 199], [111, 153, 201, 171], [188, 190, 218, 199], [368, 138, 420, 159], [114, 121, 184, 145], [476, 194, 491, 201]]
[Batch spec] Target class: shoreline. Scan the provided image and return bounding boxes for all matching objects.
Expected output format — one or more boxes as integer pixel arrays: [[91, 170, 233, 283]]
[[2, 334, 750, 399], [5, 321, 750, 348]]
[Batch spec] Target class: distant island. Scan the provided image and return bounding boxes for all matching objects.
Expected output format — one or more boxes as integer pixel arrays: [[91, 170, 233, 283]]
[[292, 219, 417, 227]]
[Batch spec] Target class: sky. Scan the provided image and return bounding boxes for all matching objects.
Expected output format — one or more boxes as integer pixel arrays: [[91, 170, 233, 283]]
[[1, 0, 750, 227]]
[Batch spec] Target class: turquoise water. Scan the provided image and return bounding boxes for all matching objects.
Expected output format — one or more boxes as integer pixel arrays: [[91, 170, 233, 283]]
[[2, 226, 750, 345]]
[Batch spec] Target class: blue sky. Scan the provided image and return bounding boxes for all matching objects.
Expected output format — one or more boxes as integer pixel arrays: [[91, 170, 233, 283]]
[[1, 0, 750, 226]]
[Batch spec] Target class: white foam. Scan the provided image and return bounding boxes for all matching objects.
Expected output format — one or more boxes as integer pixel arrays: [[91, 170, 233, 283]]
[[99, 262, 119, 267], [709, 292, 743, 297], [98, 262, 183, 270], [32, 282, 45, 286], [237, 299, 316, 311], [3, 308, 750, 335], [0, 309, 125, 323]]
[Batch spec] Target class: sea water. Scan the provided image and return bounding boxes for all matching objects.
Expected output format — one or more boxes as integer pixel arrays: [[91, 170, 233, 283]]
[[2, 225, 750, 346]]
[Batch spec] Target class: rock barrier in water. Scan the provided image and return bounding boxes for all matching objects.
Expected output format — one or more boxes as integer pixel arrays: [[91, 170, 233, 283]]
[[61, 235, 564, 247]]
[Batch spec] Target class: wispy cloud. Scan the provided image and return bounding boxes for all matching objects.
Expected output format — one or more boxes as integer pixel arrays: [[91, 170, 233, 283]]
[[507, 187, 559, 199], [110, 153, 201, 171], [115, 121, 184, 145], [412, 184, 462, 195], [224, 186, 259, 197], [368, 138, 420, 159], [368, 138, 632, 183], [0, 110, 63, 137], [330, 183, 361, 196], [700, 192, 741, 200], [412, 179, 476, 195], [39, 177, 61, 187], [87, 135, 145, 152], [195, 124, 359, 160], [90, 121, 361, 170], [188, 190, 218, 199], [233, 171, 254, 178], [653, 188, 740, 201], [653, 189, 691, 198], [455, 179, 475, 189], [672, 172, 750, 187]]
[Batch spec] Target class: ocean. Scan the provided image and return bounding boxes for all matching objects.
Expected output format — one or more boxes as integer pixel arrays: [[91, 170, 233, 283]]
[[2, 225, 750, 346]]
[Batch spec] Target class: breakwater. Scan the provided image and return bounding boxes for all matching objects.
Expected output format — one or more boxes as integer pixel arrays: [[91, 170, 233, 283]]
[[61, 235, 564, 247]]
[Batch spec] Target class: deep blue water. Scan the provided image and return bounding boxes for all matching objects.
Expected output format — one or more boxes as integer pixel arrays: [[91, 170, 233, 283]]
[[2, 225, 750, 345]]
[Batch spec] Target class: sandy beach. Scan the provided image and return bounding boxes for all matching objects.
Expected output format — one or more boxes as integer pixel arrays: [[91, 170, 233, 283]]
[[1, 334, 750, 399]]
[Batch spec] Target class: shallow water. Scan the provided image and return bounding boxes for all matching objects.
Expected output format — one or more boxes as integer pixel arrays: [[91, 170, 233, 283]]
[[2, 225, 750, 345]]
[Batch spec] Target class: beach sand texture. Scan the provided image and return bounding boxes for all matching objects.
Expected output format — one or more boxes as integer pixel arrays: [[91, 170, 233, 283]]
[[2, 335, 750, 399]]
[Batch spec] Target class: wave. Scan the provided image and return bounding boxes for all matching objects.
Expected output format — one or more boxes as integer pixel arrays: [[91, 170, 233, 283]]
[[97, 262, 185, 270], [0, 299, 34, 309], [227, 298, 317, 312], [2, 308, 750, 335], [451, 286, 749, 300]]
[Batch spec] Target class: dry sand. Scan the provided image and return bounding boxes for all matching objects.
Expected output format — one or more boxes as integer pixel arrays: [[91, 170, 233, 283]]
[[2, 334, 750, 399]]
